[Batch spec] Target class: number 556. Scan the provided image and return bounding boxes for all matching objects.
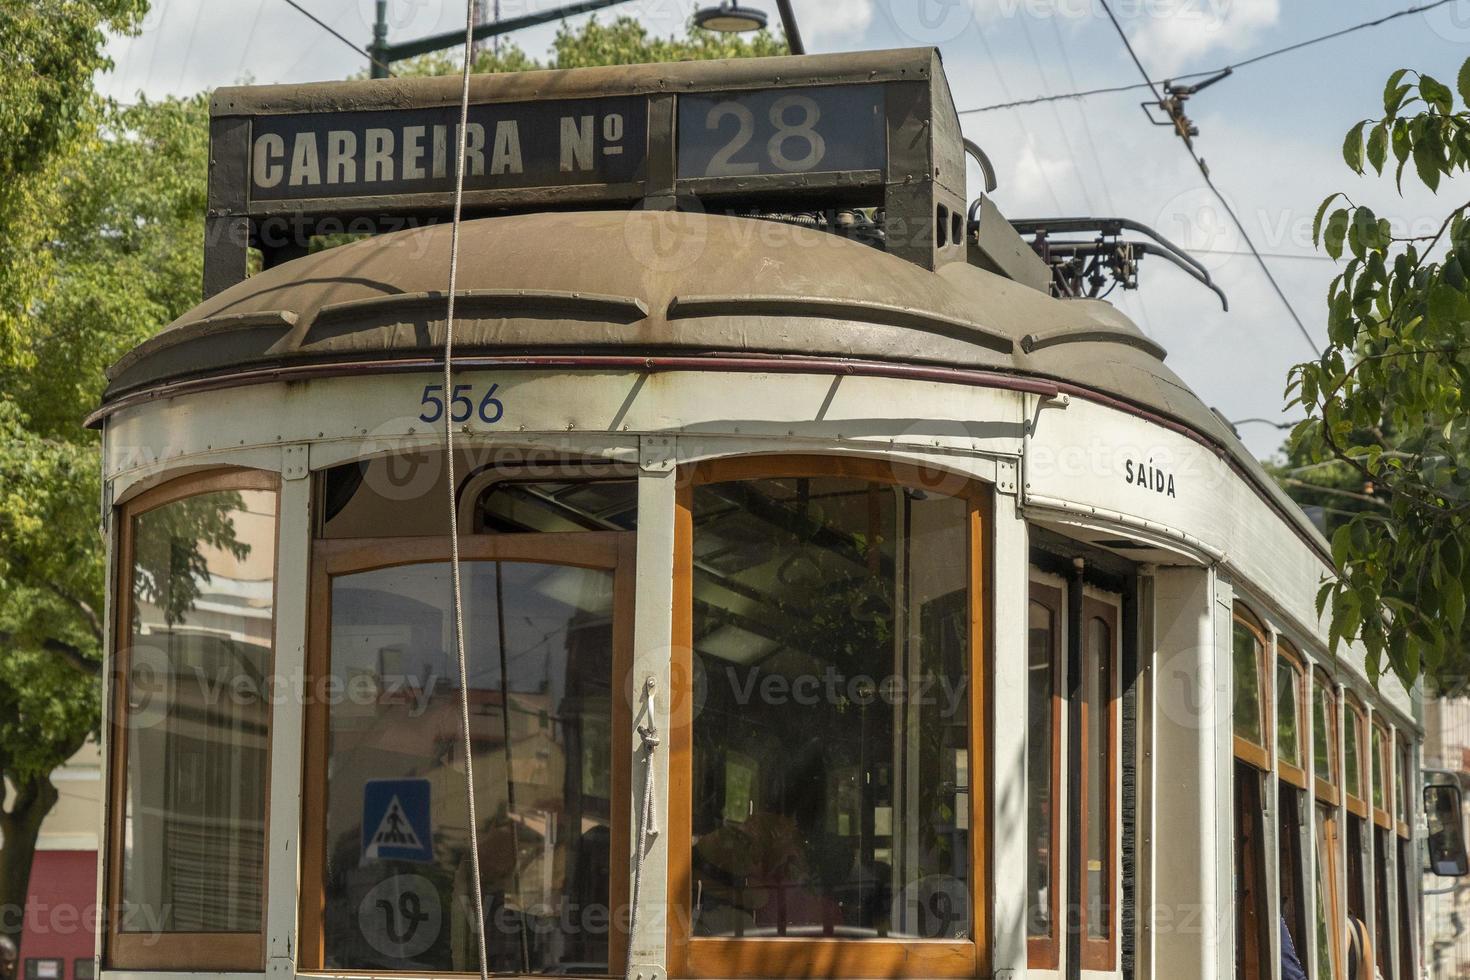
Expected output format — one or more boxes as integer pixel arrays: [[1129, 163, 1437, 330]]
[[418, 383, 504, 424]]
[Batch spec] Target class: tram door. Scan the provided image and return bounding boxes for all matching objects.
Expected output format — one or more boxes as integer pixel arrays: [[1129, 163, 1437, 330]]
[[1027, 568, 1124, 978]]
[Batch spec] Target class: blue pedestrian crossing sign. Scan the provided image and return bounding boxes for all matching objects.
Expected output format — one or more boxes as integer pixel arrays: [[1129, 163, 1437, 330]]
[[362, 778, 433, 863]]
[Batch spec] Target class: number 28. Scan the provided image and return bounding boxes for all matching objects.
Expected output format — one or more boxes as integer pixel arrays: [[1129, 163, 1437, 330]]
[[418, 383, 504, 424], [706, 94, 826, 176]]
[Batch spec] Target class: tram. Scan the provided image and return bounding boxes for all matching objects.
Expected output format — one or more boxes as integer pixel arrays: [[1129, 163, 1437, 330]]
[[90, 47, 1467, 980]]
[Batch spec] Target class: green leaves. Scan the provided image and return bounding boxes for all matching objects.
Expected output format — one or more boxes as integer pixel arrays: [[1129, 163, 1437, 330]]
[[1344, 119, 1369, 174], [1291, 54, 1470, 691]]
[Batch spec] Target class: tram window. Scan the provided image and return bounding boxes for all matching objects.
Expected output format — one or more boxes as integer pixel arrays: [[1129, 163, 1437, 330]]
[[1276, 646, 1304, 773], [1395, 735, 1412, 832], [672, 458, 985, 978], [1373, 826, 1393, 978], [1231, 606, 1268, 760], [1080, 602, 1116, 965], [317, 455, 637, 538], [1026, 584, 1062, 969], [1397, 834, 1416, 980], [1372, 721, 1391, 823], [1313, 673, 1339, 792], [109, 473, 277, 970], [1234, 760, 1272, 980], [306, 532, 633, 976], [1345, 699, 1367, 810], [1278, 785, 1309, 972], [476, 479, 637, 533], [1345, 817, 1366, 928]]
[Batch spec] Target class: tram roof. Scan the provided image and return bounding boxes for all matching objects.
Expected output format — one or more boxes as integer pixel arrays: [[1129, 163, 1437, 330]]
[[96, 209, 1327, 559]]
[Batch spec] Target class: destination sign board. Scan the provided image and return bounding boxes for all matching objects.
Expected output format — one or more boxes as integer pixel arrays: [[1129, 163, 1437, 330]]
[[248, 95, 647, 202], [206, 49, 963, 295], [677, 84, 886, 180]]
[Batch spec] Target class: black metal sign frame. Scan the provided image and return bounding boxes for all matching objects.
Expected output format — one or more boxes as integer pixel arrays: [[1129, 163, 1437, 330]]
[[204, 48, 965, 296]]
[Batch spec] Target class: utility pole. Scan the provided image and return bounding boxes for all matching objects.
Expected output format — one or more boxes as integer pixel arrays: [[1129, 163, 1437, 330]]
[[370, 0, 389, 79]]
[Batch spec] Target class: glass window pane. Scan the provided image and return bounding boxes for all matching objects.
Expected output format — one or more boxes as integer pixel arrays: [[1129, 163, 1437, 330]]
[[1277, 660, 1300, 768], [1085, 615, 1111, 941], [122, 488, 276, 934], [690, 477, 971, 940], [1372, 726, 1386, 811], [477, 480, 638, 533], [323, 560, 616, 973], [1313, 681, 1335, 785], [1398, 740, 1412, 826], [1026, 597, 1054, 941], [1345, 709, 1362, 800], [1232, 620, 1263, 744]]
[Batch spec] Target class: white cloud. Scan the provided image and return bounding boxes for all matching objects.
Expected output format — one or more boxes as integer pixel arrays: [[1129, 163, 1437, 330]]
[[796, 0, 875, 42], [1127, 0, 1281, 77]]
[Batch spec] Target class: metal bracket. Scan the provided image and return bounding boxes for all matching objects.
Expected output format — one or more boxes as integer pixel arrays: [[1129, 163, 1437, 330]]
[[639, 436, 676, 473], [995, 458, 1018, 496], [628, 966, 667, 980], [282, 444, 310, 481]]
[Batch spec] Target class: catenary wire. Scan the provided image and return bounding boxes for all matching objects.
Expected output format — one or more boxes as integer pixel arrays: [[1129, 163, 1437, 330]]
[[959, 0, 1456, 115], [1096, 0, 1322, 357]]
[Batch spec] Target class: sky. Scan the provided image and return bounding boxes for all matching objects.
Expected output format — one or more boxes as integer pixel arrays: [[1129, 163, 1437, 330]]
[[96, 0, 1470, 460]]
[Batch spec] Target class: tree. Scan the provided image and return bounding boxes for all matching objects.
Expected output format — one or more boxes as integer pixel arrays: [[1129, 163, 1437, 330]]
[[1294, 56, 1470, 691], [0, 0, 147, 367], [0, 76, 209, 968], [0, 10, 785, 945]]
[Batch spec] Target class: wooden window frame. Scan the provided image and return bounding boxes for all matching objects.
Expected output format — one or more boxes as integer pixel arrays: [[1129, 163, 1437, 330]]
[[1313, 671, 1340, 808], [668, 455, 992, 980], [1078, 594, 1120, 973], [1345, 696, 1369, 820], [1395, 733, 1412, 839], [1276, 643, 1308, 790], [296, 530, 636, 975], [106, 468, 281, 971], [1025, 579, 1064, 971], [1371, 718, 1393, 831], [1231, 605, 1271, 772]]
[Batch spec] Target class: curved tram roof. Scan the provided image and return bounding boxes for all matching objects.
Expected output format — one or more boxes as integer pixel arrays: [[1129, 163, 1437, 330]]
[[96, 209, 1326, 562]]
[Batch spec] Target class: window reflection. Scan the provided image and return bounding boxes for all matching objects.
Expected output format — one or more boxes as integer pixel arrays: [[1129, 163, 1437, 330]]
[[1232, 617, 1263, 744], [122, 488, 276, 934], [1313, 677, 1336, 786], [1346, 707, 1363, 801], [322, 561, 615, 973], [689, 476, 971, 940], [1277, 659, 1300, 768]]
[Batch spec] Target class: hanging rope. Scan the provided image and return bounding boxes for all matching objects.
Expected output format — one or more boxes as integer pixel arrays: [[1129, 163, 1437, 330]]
[[442, 2, 490, 980], [626, 676, 660, 978]]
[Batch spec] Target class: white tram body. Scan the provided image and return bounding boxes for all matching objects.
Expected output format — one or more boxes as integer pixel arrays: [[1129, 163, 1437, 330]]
[[92, 48, 1439, 980]]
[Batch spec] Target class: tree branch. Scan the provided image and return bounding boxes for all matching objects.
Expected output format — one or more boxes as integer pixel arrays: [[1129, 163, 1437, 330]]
[[0, 630, 101, 676]]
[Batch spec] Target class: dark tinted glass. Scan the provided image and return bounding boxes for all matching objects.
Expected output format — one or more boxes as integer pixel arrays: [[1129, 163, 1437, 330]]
[[690, 476, 971, 940]]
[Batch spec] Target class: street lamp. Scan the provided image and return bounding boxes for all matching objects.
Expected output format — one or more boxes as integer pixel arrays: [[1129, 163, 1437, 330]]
[[694, 0, 804, 54], [694, 2, 768, 32]]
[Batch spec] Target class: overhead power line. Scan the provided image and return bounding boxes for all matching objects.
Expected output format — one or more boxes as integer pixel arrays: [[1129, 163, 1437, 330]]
[[960, 0, 1457, 115], [278, 0, 396, 76], [1095, 0, 1322, 357]]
